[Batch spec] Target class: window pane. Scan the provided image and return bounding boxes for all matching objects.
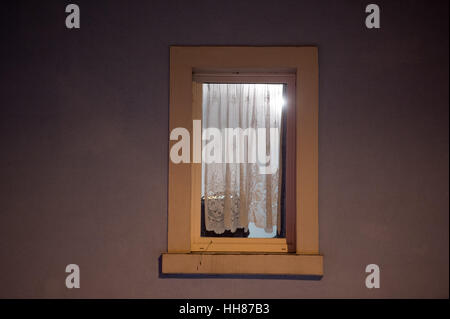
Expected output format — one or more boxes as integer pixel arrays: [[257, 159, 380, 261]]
[[201, 83, 286, 238]]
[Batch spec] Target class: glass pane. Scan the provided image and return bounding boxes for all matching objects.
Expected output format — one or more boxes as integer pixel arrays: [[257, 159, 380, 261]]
[[200, 83, 287, 238]]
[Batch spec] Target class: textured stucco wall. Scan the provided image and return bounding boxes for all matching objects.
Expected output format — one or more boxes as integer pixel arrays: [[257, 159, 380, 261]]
[[0, 0, 448, 298]]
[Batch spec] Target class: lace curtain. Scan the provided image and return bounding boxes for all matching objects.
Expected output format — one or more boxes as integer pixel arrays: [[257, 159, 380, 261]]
[[202, 83, 283, 234]]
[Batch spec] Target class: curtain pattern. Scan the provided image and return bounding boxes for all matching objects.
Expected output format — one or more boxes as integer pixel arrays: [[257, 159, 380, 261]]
[[202, 83, 283, 234]]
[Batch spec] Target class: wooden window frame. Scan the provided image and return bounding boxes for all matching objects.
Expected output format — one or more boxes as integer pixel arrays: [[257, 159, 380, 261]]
[[191, 74, 296, 253], [162, 46, 322, 276]]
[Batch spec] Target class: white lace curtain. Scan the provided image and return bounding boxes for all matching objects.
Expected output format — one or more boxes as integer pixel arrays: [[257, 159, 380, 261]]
[[202, 83, 284, 235]]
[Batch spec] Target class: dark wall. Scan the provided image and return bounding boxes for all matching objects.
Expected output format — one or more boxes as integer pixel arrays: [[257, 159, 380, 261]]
[[0, 0, 448, 298]]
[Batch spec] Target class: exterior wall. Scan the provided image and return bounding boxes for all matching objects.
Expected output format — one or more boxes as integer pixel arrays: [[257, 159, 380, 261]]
[[0, 0, 448, 298]]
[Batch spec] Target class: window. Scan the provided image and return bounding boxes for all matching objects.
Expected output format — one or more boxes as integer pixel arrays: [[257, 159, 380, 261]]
[[192, 75, 296, 253], [199, 82, 285, 240], [162, 47, 322, 276]]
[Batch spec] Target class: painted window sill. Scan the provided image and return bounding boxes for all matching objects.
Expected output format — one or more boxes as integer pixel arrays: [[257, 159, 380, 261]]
[[161, 253, 323, 276]]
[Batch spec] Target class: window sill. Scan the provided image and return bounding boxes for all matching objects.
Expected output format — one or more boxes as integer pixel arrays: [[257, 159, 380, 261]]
[[161, 253, 323, 276]]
